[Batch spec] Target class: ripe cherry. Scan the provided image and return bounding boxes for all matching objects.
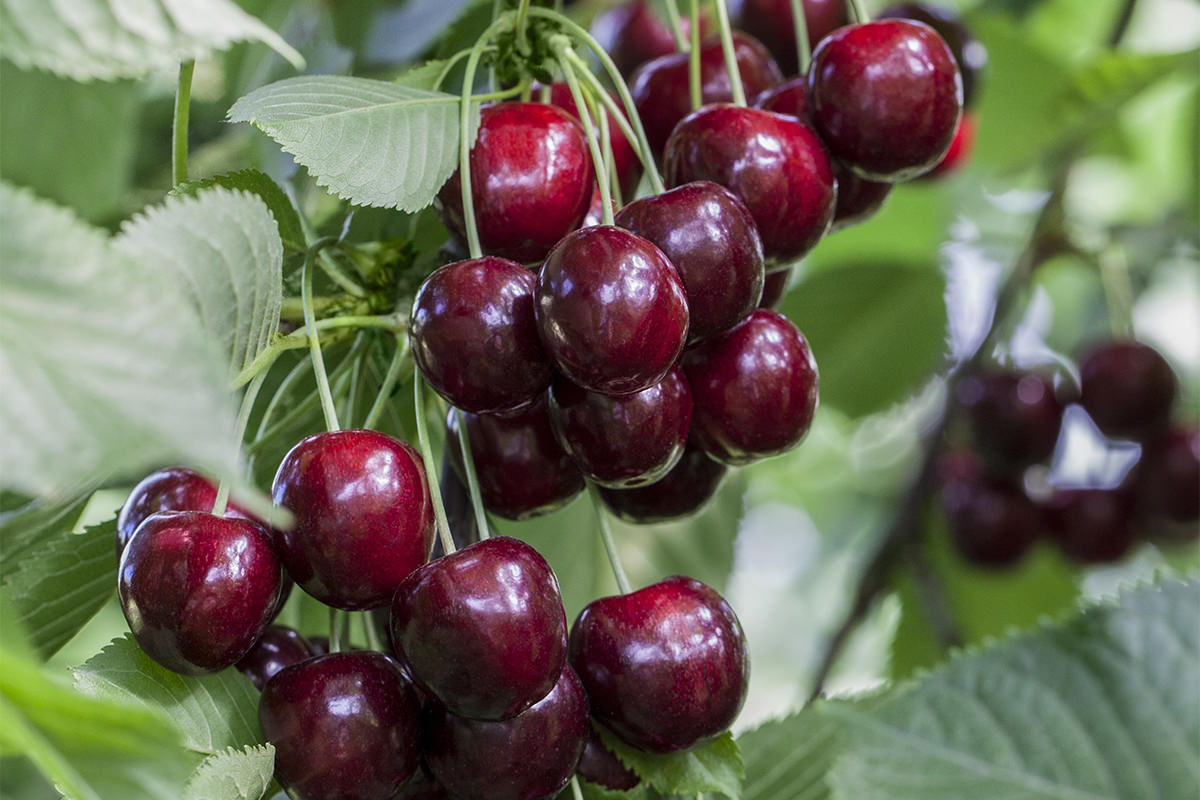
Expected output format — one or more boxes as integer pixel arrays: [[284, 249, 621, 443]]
[[1135, 425, 1199, 524], [1079, 340, 1177, 441], [731, 0, 848, 75], [758, 268, 790, 309], [1044, 487, 1136, 564], [920, 111, 977, 179], [939, 469, 1039, 567], [955, 369, 1064, 475], [271, 429, 434, 610], [544, 82, 642, 200], [577, 728, 640, 791], [879, 1, 987, 108], [592, 1, 689, 77], [598, 444, 728, 524], [117, 466, 252, 555], [236, 624, 314, 690]]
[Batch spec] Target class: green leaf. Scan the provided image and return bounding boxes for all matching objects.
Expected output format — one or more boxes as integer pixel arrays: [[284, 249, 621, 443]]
[[173, 170, 305, 253], [739, 706, 841, 800], [1, 518, 117, 660], [0, 183, 239, 500], [73, 636, 263, 757], [183, 744, 275, 800], [779, 262, 947, 419], [114, 187, 284, 382], [829, 577, 1200, 800], [597, 727, 743, 798], [0, 494, 88, 577], [573, 778, 649, 800], [227, 76, 479, 212], [392, 59, 450, 90], [0, 0, 303, 82]]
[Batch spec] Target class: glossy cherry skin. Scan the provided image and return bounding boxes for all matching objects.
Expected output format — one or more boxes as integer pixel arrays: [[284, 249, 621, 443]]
[[598, 444, 728, 524], [236, 624, 314, 690], [445, 399, 584, 521], [536, 225, 689, 396], [615, 181, 765, 342], [956, 370, 1064, 475], [682, 309, 819, 465], [412, 256, 552, 415], [939, 473, 1039, 567], [592, 0, 688, 77], [758, 268, 790, 308], [665, 104, 835, 264], [117, 466, 254, 555], [808, 20, 962, 181], [731, 0, 848, 75], [879, 2, 987, 108], [1136, 425, 1199, 524], [259, 652, 422, 800], [920, 111, 977, 179], [1044, 488, 1136, 564], [119, 511, 282, 675], [545, 83, 642, 201], [436, 103, 594, 264], [423, 666, 589, 800], [391, 536, 568, 721], [549, 367, 692, 489], [1079, 340, 1177, 441], [570, 576, 749, 753], [577, 727, 640, 791], [271, 429, 434, 610], [631, 33, 783, 157]]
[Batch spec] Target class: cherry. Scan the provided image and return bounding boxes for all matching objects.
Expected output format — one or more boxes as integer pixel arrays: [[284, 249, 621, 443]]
[[536, 225, 689, 396], [577, 727, 640, 791], [436, 103, 594, 263], [664, 104, 835, 264], [411, 256, 551, 415], [390, 536, 568, 721], [598, 443, 727, 524], [731, 0, 848, 75], [808, 20, 962, 181], [1044, 487, 1136, 564], [423, 667, 589, 800], [570, 576, 749, 753], [758, 268, 790, 308], [445, 398, 584, 521], [1079, 340, 1177, 441], [271, 429, 434, 610], [395, 769, 450, 800], [615, 181, 765, 342], [682, 309, 819, 465], [549, 367, 692, 489], [879, 2, 987, 108], [544, 83, 642, 200], [259, 652, 421, 800], [117, 466, 253, 555], [118, 511, 282, 675], [955, 370, 1064, 475], [1135, 425, 1199, 524], [920, 111, 977, 179], [939, 471, 1039, 567], [236, 624, 314, 690], [592, 1, 688, 77], [631, 33, 783, 157]]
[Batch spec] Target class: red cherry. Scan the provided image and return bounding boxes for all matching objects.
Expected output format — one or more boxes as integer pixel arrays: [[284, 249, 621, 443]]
[[592, 1, 691, 77], [731, 0, 849, 75], [920, 111, 977, 179], [545, 82, 642, 200], [1045, 488, 1136, 564], [598, 444, 728, 524], [1079, 340, 1177, 441]]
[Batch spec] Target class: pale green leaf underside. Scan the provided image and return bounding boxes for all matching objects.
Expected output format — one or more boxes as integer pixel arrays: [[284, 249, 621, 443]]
[[0, 0, 303, 82], [598, 726, 744, 798], [0, 183, 239, 500], [173, 169, 305, 252], [829, 577, 1200, 800], [115, 187, 284, 381], [228, 75, 477, 212], [739, 705, 843, 800], [184, 744, 275, 800]]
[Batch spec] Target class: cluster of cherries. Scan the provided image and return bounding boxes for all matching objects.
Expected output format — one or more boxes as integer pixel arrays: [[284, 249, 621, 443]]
[[938, 339, 1199, 568]]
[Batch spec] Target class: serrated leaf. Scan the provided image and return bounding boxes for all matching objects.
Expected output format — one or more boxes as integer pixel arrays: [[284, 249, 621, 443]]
[[571, 779, 649, 800], [227, 76, 479, 212], [392, 59, 450, 91], [114, 187, 284, 382], [738, 707, 841, 800], [184, 744, 275, 800], [73, 636, 262, 757], [0, 0, 303, 82], [0, 494, 88, 577], [829, 577, 1200, 800], [1, 518, 117, 660], [173, 170, 306, 252], [0, 183, 239, 500], [597, 727, 743, 798]]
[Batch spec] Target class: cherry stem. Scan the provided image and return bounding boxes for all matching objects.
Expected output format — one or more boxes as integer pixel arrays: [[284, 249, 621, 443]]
[[454, 408, 492, 540], [663, 0, 688, 51], [712, 0, 746, 105], [414, 376, 457, 556], [569, 777, 585, 800], [171, 61, 194, 186], [303, 242, 342, 432], [315, 249, 367, 299], [245, 356, 358, 457], [362, 612, 384, 652], [847, 0, 869, 24], [211, 370, 269, 516], [1098, 244, 1135, 338], [341, 333, 369, 428], [688, 0, 702, 110], [459, 19, 513, 260], [587, 482, 632, 594], [789, 0, 812, 74], [363, 334, 411, 430], [432, 47, 479, 91], [234, 313, 406, 388], [559, 51, 615, 225], [329, 608, 351, 653]]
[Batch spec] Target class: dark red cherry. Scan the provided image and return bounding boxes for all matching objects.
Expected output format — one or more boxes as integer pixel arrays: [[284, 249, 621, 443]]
[[920, 111, 977, 179], [879, 2, 987, 108], [1079, 340, 1177, 441], [615, 181, 765, 341], [956, 370, 1064, 475], [423, 667, 589, 800], [307, 636, 331, 657], [117, 466, 253, 555], [631, 32, 783, 157], [411, 256, 551, 415], [390, 536, 568, 721], [682, 309, 819, 465], [436, 103, 594, 263], [577, 727, 640, 791], [570, 576, 749, 753], [758, 268, 790, 308], [1044, 487, 1136, 564], [940, 473, 1039, 567], [592, 0, 687, 77], [808, 20, 962, 181], [395, 768, 450, 800], [665, 103, 835, 264], [260, 652, 421, 800], [445, 399, 585, 521], [271, 429, 434, 610], [237, 624, 314, 690], [598, 444, 727, 524], [1136, 425, 1199, 524], [545, 83, 642, 201], [730, 0, 848, 75], [549, 367, 692, 489], [118, 511, 282, 675], [536, 225, 689, 396]]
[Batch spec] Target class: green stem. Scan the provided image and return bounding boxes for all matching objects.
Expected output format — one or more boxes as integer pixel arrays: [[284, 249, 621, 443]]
[[662, 0, 688, 50], [329, 608, 346, 653], [689, 0, 703, 109], [172, 61, 194, 186], [847, 0, 869, 24], [246, 366, 354, 457], [316, 250, 368, 299], [362, 612, 384, 652], [713, 0, 747, 105], [414, 376, 456, 556], [459, 19, 514, 259], [455, 408, 491, 540], [1099, 245, 1135, 338], [364, 335, 410, 430], [342, 334, 372, 428], [587, 483, 631, 593], [570, 777, 585, 800], [234, 313, 406, 388], [431, 47, 480, 91], [789, 0, 812, 74], [559, 51, 614, 225], [303, 245, 341, 432], [211, 370, 269, 516]]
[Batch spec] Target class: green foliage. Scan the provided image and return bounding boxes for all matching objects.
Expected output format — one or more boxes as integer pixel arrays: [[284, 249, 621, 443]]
[[0, 494, 89, 577], [392, 59, 452, 90], [597, 727, 744, 798], [183, 744, 275, 800], [738, 706, 841, 800], [173, 170, 306, 252]]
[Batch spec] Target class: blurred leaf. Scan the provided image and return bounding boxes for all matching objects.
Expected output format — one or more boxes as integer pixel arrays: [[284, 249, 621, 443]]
[[431, 0, 493, 60], [183, 744, 274, 800], [738, 705, 840, 800], [810, 184, 952, 269], [0, 494, 88, 577], [364, 0, 478, 65], [780, 262, 947, 419], [393, 59, 451, 90], [831, 577, 1199, 799], [174, 170, 305, 252], [597, 727, 743, 798], [0, 0, 302, 81], [228, 76, 479, 213]]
